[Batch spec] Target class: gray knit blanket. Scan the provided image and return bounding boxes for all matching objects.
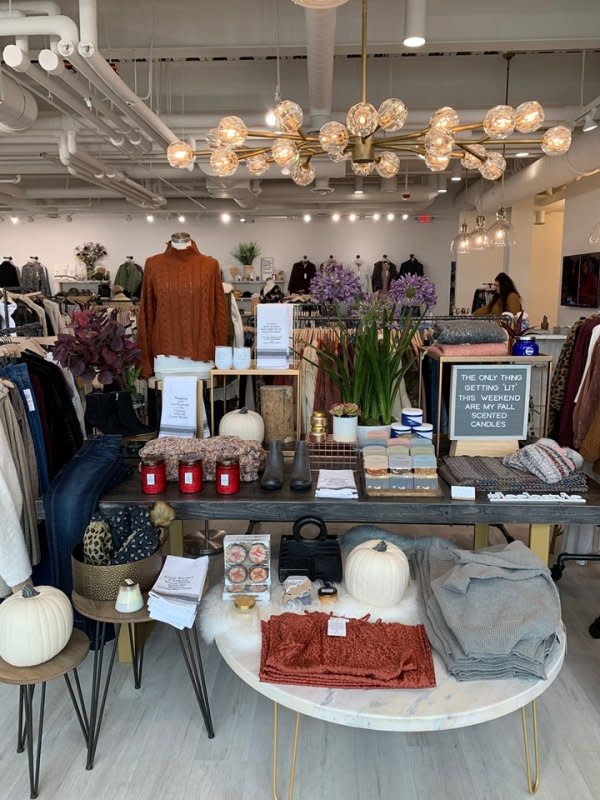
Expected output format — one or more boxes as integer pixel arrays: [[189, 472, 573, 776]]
[[439, 455, 588, 493]]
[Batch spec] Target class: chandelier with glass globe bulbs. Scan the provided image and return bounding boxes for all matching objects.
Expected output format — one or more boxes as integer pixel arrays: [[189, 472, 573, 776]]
[[166, 0, 573, 187]]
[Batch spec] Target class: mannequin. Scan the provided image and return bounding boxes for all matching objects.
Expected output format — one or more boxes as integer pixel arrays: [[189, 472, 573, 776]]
[[399, 253, 424, 277], [320, 254, 340, 271], [354, 254, 370, 294], [137, 234, 229, 378], [372, 254, 398, 293], [288, 255, 316, 293]]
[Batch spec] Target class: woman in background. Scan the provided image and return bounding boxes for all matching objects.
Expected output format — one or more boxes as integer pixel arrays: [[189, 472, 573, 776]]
[[474, 272, 522, 316]]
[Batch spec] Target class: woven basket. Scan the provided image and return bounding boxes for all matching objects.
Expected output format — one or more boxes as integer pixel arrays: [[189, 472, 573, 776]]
[[71, 528, 169, 601]]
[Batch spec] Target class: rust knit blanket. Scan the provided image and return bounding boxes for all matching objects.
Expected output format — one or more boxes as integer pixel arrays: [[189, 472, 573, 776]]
[[259, 612, 436, 689]]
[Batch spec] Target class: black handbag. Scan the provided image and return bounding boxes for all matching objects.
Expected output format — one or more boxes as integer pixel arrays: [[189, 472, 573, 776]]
[[278, 516, 343, 583]]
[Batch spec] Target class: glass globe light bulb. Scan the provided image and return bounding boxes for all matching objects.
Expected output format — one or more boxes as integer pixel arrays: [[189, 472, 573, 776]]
[[319, 121, 349, 151], [469, 216, 490, 250], [450, 222, 471, 255], [246, 154, 270, 176], [209, 146, 239, 177], [167, 140, 196, 168], [328, 146, 352, 163], [479, 151, 506, 180], [276, 100, 304, 133], [346, 102, 379, 137], [424, 129, 454, 157], [377, 98, 408, 132], [206, 128, 220, 150], [352, 161, 374, 176], [292, 162, 315, 186], [430, 106, 460, 131], [271, 138, 299, 167], [487, 207, 514, 248], [375, 150, 400, 179], [424, 152, 450, 172], [541, 126, 572, 156], [460, 144, 486, 170], [514, 101, 544, 133], [483, 105, 516, 139], [216, 115, 248, 147]]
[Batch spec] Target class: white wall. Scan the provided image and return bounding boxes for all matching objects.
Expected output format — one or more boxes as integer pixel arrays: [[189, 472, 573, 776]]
[[560, 171, 600, 326], [1, 214, 457, 313]]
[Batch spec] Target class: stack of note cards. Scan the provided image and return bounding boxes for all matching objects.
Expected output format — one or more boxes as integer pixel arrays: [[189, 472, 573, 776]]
[[148, 555, 208, 629], [315, 469, 358, 499]]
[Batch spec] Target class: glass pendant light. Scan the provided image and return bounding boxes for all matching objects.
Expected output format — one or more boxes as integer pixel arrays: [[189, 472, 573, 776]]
[[514, 101, 544, 133], [460, 144, 486, 170], [346, 102, 379, 137], [375, 151, 400, 178], [352, 161, 374, 176], [275, 100, 304, 133], [450, 222, 471, 255], [430, 106, 460, 131], [246, 154, 270, 176], [424, 129, 454, 157], [487, 207, 514, 248], [479, 151, 506, 180], [469, 215, 490, 250], [483, 105, 516, 139], [292, 162, 316, 186], [210, 146, 239, 176], [319, 121, 350, 152], [424, 152, 450, 172], [271, 139, 299, 168]]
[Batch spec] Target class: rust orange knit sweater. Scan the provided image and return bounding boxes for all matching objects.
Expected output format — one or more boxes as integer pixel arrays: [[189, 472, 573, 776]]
[[137, 241, 229, 378]]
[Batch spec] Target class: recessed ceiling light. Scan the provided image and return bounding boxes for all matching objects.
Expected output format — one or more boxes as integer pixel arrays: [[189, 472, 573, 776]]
[[386, 212, 395, 221], [353, 188, 364, 195], [450, 175, 462, 182], [178, 214, 186, 223], [145, 214, 154, 223], [402, 213, 409, 221], [515, 151, 530, 158], [373, 212, 381, 221], [221, 212, 232, 223], [331, 212, 340, 222], [240, 217, 246, 223], [10, 215, 19, 224], [265, 109, 277, 127], [303, 213, 311, 222], [349, 213, 358, 222]]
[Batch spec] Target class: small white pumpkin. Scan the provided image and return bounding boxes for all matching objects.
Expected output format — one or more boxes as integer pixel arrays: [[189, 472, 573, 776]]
[[0, 585, 73, 667], [219, 406, 264, 442], [344, 539, 410, 607]]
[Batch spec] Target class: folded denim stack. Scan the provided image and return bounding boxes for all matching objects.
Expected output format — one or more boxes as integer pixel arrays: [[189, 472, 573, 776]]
[[412, 539, 561, 681]]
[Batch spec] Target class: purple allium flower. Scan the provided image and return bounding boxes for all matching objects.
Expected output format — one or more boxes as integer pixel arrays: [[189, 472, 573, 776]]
[[309, 263, 363, 307], [388, 274, 437, 308]]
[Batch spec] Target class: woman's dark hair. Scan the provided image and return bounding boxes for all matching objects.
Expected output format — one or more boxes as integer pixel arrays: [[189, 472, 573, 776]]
[[494, 272, 520, 309]]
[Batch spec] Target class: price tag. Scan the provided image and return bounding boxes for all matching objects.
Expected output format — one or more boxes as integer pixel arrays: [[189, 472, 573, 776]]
[[327, 617, 347, 637], [23, 388, 36, 412]]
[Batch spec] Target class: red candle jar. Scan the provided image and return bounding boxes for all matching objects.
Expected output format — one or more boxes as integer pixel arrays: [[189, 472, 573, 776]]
[[141, 457, 166, 494], [178, 455, 203, 494], [216, 457, 240, 495]]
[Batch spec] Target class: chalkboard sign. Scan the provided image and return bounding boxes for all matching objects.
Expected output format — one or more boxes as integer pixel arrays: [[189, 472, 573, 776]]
[[449, 365, 531, 440]]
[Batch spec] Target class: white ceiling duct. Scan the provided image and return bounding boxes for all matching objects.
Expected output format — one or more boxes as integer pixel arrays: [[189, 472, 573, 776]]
[[205, 177, 261, 209], [304, 7, 338, 130], [0, 67, 37, 132], [463, 128, 600, 214]]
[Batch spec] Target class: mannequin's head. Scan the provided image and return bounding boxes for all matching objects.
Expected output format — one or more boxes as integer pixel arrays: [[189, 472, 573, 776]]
[[171, 232, 191, 250]]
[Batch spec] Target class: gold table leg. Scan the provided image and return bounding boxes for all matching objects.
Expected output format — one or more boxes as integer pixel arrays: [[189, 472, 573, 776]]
[[272, 702, 301, 800], [473, 523, 489, 550], [520, 700, 540, 793], [528, 523, 551, 566]]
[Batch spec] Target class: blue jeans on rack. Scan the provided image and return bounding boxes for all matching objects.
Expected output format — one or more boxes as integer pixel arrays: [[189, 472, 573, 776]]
[[1, 362, 49, 493], [43, 436, 130, 637]]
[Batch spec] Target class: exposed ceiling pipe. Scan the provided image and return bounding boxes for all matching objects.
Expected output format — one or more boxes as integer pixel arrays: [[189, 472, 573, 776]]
[[0, 2, 61, 15], [304, 7, 337, 130], [0, 8, 28, 51], [462, 128, 600, 213], [0, 65, 37, 132], [73, 0, 177, 148], [38, 48, 152, 153], [0, 12, 78, 44]]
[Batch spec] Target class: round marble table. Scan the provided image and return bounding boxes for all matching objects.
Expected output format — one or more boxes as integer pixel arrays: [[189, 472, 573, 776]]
[[216, 624, 565, 798]]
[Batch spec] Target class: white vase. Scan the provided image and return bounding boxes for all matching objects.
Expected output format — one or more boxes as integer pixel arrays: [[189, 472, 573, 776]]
[[332, 415, 358, 443], [356, 423, 392, 448]]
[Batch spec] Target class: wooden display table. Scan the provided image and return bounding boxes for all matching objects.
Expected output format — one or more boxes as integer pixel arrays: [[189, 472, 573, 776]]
[[209, 361, 302, 439], [0, 630, 89, 798]]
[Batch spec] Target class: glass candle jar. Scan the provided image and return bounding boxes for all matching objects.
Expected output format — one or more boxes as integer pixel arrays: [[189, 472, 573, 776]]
[[178, 455, 203, 494], [216, 457, 240, 495], [141, 457, 166, 494]]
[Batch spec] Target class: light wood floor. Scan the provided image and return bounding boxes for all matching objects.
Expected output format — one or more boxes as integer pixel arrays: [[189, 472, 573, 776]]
[[1, 522, 600, 800]]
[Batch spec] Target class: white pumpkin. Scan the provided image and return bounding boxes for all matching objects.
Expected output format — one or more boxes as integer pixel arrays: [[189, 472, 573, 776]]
[[0, 585, 73, 667], [219, 406, 264, 442], [344, 539, 410, 607]]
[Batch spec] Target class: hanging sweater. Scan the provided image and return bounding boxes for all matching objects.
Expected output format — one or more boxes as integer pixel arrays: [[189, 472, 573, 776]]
[[137, 241, 229, 378]]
